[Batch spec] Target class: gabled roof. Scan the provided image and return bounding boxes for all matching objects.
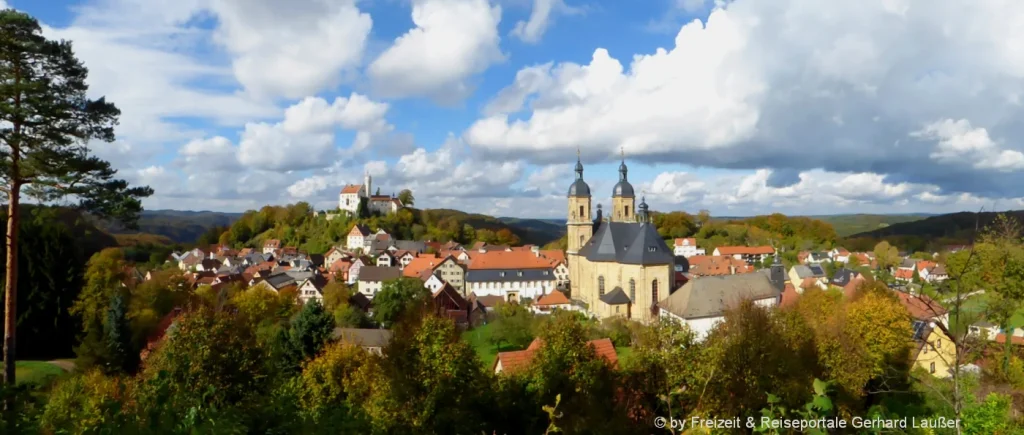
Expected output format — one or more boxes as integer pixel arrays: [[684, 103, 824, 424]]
[[674, 237, 697, 247], [659, 273, 780, 319], [349, 224, 371, 236], [900, 258, 917, 269], [895, 291, 947, 320], [340, 184, 364, 194], [466, 250, 556, 270], [792, 264, 826, 279], [895, 268, 914, 280], [433, 283, 468, 310], [578, 222, 673, 265], [535, 290, 571, 306], [830, 268, 860, 287]]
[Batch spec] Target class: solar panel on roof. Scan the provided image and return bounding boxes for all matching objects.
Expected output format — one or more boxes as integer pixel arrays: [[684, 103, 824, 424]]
[[809, 265, 824, 275]]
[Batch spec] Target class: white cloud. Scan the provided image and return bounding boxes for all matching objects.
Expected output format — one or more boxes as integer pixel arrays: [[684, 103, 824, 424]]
[[510, 0, 579, 44], [236, 93, 398, 171], [368, 0, 504, 102], [912, 119, 1024, 171], [465, 0, 1024, 200], [210, 0, 373, 100]]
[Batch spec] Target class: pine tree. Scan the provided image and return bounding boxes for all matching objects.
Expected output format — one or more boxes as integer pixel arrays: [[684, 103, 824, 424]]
[[287, 300, 335, 366], [103, 290, 135, 374], [357, 197, 370, 219], [0, 10, 152, 384]]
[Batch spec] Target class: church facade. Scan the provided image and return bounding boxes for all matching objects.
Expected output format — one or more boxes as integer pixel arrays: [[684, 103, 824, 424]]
[[566, 155, 675, 323]]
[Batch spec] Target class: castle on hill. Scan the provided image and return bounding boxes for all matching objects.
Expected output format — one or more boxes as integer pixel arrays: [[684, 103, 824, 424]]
[[566, 153, 677, 323], [339, 173, 403, 215]]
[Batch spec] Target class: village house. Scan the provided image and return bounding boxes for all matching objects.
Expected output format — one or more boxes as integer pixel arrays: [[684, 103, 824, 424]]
[[895, 258, 917, 282], [712, 245, 776, 265], [376, 251, 397, 268], [829, 247, 851, 263], [338, 173, 404, 215], [357, 266, 402, 299], [913, 326, 957, 378], [687, 255, 754, 277], [263, 239, 281, 255], [658, 264, 785, 340], [531, 290, 575, 314], [346, 225, 372, 251], [493, 337, 618, 374], [324, 246, 348, 265], [296, 275, 330, 304], [788, 264, 828, 292], [673, 238, 706, 258], [404, 255, 467, 294], [347, 256, 371, 285]]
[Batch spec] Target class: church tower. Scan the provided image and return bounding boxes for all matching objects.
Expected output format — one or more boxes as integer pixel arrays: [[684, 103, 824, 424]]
[[567, 151, 592, 254], [611, 150, 636, 222], [364, 172, 372, 198]]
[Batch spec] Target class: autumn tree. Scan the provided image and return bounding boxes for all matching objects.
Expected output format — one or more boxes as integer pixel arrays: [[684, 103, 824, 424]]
[[71, 248, 129, 371], [296, 342, 372, 429], [873, 241, 900, 273], [0, 11, 153, 383], [489, 302, 536, 350]]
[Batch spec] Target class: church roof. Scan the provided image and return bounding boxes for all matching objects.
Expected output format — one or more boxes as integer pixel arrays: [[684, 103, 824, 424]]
[[578, 221, 673, 265], [600, 287, 632, 305]]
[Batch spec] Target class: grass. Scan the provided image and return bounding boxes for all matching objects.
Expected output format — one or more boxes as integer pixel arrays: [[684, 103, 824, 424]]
[[615, 346, 633, 366], [15, 361, 67, 387], [949, 293, 1024, 335], [463, 323, 518, 368]]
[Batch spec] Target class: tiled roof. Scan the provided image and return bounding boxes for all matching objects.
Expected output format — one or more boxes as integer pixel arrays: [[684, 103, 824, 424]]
[[535, 290, 570, 306], [340, 184, 363, 194], [716, 245, 775, 255], [895, 268, 914, 280], [579, 222, 673, 265], [539, 249, 566, 266], [659, 273, 781, 319], [470, 293, 505, 308], [466, 250, 557, 270], [264, 239, 280, 248], [995, 334, 1024, 346], [895, 291, 947, 320], [403, 256, 446, 278], [674, 238, 697, 247], [358, 266, 402, 282], [779, 283, 799, 308], [494, 338, 618, 374], [687, 255, 753, 276], [916, 260, 937, 272]]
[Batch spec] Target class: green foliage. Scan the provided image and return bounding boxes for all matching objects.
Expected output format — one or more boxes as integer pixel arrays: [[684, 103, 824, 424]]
[[296, 342, 372, 429], [39, 370, 130, 433], [103, 291, 136, 374], [288, 300, 336, 363], [961, 393, 1014, 435], [398, 189, 414, 206], [490, 302, 537, 350], [72, 248, 131, 371], [372, 277, 430, 327], [754, 379, 834, 435]]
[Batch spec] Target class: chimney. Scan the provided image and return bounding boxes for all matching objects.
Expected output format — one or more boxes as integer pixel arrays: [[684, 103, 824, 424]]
[[531, 245, 540, 256], [729, 264, 736, 275], [769, 254, 785, 291]]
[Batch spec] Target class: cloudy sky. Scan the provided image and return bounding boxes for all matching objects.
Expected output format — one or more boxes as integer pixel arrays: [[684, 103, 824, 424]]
[[13, 0, 1024, 218]]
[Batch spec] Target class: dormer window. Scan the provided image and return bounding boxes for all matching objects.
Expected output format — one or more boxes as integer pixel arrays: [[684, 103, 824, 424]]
[[648, 246, 657, 252], [518, 271, 523, 277], [499, 272, 505, 277]]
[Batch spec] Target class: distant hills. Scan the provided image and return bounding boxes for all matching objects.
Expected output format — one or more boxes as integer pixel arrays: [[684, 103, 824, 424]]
[[807, 213, 934, 237], [99, 209, 244, 244], [849, 210, 1024, 240]]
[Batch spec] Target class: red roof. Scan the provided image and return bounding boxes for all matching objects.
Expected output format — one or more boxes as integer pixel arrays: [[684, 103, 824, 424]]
[[494, 337, 618, 374], [779, 283, 800, 308], [995, 334, 1024, 346], [895, 268, 914, 280], [674, 238, 696, 247], [916, 260, 937, 272], [535, 290, 570, 306], [466, 251, 554, 270], [340, 184, 363, 194], [715, 245, 775, 255], [687, 255, 754, 276], [895, 291, 947, 320], [264, 239, 280, 248]]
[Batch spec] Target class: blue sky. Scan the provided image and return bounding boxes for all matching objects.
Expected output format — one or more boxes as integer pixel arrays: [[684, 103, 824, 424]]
[[10, 0, 1024, 218]]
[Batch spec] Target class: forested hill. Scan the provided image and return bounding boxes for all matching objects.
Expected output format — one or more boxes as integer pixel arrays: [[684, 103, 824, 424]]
[[850, 210, 1024, 240], [98, 209, 244, 243]]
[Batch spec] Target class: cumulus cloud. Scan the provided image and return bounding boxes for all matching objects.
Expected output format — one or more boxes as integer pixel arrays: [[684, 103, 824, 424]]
[[236, 93, 399, 171], [465, 0, 1024, 200], [368, 0, 504, 102], [211, 0, 372, 100]]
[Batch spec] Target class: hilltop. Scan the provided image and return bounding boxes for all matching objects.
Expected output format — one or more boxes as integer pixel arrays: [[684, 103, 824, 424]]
[[843, 210, 1024, 252], [806, 213, 932, 237]]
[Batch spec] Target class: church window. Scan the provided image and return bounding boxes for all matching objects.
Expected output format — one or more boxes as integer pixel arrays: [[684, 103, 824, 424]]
[[598, 276, 605, 296], [580, 235, 585, 247], [629, 279, 636, 301], [651, 279, 659, 304], [579, 205, 584, 218], [624, 206, 629, 217]]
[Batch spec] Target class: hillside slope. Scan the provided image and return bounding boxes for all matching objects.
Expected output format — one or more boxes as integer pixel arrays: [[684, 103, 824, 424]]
[[809, 214, 931, 237], [99, 209, 243, 243], [849, 210, 1021, 241]]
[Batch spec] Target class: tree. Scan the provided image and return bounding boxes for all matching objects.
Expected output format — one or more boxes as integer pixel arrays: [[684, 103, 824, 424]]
[[321, 280, 351, 312], [489, 303, 536, 350], [873, 241, 900, 272], [372, 278, 430, 327], [71, 248, 127, 370], [0, 11, 153, 384], [398, 189, 414, 206], [357, 197, 370, 219], [288, 300, 335, 364], [697, 209, 711, 228], [103, 291, 135, 374]]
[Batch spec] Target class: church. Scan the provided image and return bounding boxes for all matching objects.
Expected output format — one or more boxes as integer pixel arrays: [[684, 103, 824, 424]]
[[566, 153, 676, 323]]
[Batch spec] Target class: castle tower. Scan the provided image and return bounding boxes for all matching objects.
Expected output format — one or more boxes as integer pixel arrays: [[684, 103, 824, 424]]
[[611, 149, 636, 222], [567, 150, 592, 254], [364, 172, 372, 198]]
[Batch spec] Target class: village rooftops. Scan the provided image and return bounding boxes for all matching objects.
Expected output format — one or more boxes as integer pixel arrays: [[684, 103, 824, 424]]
[[578, 221, 674, 265], [659, 273, 780, 320], [714, 245, 775, 255], [358, 266, 402, 282]]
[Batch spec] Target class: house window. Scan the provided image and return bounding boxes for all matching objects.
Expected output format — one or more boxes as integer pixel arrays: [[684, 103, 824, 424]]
[[651, 279, 659, 303], [598, 276, 605, 296], [629, 279, 636, 301], [936, 339, 942, 349], [929, 362, 935, 374], [615, 306, 620, 313]]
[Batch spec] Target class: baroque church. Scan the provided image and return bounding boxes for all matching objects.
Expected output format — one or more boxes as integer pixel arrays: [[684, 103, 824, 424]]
[[566, 153, 676, 323]]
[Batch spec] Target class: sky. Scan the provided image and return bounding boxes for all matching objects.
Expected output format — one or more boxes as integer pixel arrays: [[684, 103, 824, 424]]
[[9, 0, 1024, 218]]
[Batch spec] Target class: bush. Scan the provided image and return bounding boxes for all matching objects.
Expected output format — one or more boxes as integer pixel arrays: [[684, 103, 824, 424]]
[[39, 370, 129, 433]]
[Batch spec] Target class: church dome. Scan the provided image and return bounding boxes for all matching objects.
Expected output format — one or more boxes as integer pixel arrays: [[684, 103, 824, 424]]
[[568, 179, 591, 197], [612, 180, 634, 198]]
